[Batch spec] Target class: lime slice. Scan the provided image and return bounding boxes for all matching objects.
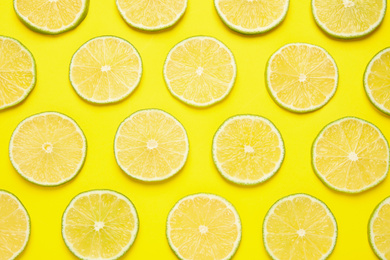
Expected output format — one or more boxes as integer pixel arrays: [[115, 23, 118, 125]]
[[369, 196, 390, 260], [164, 36, 237, 107], [312, 0, 386, 39], [70, 36, 142, 104], [0, 190, 30, 260], [62, 190, 139, 260], [116, 0, 187, 31], [167, 193, 241, 260], [312, 117, 389, 193], [364, 47, 390, 116], [213, 115, 285, 185], [0, 36, 36, 111], [214, 0, 289, 34], [263, 194, 337, 260], [14, 0, 89, 35], [9, 112, 87, 186], [266, 43, 338, 113], [114, 109, 189, 182]]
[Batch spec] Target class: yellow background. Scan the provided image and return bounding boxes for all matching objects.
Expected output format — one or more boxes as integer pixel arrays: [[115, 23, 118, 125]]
[[1, 0, 390, 259]]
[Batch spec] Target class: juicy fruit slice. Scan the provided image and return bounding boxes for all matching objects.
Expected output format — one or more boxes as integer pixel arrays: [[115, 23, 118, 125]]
[[263, 194, 337, 260], [0, 191, 30, 260], [0, 36, 36, 110], [364, 48, 390, 115], [62, 190, 138, 260], [312, 117, 389, 193], [116, 0, 187, 31], [266, 43, 338, 113], [215, 0, 289, 34], [167, 193, 241, 260], [114, 109, 189, 182], [70, 36, 142, 104], [9, 112, 87, 186], [369, 196, 390, 260], [14, 0, 89, 34], [164, 36, 236, 107], [213, 115, 285, 185], [312, 0, 386, 39]]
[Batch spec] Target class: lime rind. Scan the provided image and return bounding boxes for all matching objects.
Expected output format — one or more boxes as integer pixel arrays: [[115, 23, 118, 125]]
[[114, 108, 189, 182], [166, 193, 242, 260], [0, 36, 36, 111], [212, 114, 285, 185], [62, 189, 139, 260], [9, 111, 87, 187], [214, 0, 290, 35], [69, 35, 143, 105], [312, 116, 390, 194], [266, 42, 338, 113], [263, 193, 338, 260], [364, 47, 390, 116], [163, 36, 237, 108]]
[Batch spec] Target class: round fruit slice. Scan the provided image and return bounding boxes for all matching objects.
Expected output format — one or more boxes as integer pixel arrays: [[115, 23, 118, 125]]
[[62, 190, 138, 260], [214, 0, 289, 34], [364, 47, 390, 116], [9, 112, 87, 186], [14, 0, 89, 35], [312, 0, 386, 39], [164, 36, 236, 107], [114, 109, 189, 182], [167, 193, 241, 260], [116, 0, 187, 31], [213, 115, 285, 185], [0, 36, 36, 111], [312, 117, 389, 193], [266, 43, 338, 113], [369, 196, 390, 260], [264, 194, 337, 260], [70, 36, 142, 104], [0, 190, 30, 260]]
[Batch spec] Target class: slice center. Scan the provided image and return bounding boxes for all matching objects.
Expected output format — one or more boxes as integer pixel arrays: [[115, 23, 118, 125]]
[[299, 74, 307, 82], [199, 225, 208, 234], [196, 66, 204, 76], [42, 143, 53, 153], [343, 0, 355, 8], [94, 221, 105, 231], [147, 139, 158, 150], [244, 145, 255, 153], [297, 229, 306, 237], [101, 65, 111, 72], [348, 151, 359, 161]]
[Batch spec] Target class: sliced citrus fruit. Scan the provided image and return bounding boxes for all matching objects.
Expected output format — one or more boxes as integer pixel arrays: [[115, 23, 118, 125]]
[[214, 0, 289, 34], [266, 43, 338, 113], [14, 0, 89, 35], [0, 36, 36, 111], [263, 194, 337, 260], [312, 0, 386, 39], [167, 193, 241, 260], [114, 109, 189, 182], [312, 117, 389, 193], [70, 36, 142, 104], [213, 115, 285, 185], [364, 47, 390, 116], [9, 112, 87, 186], [164, 36, 237, 107], [62, 190, 138, 260], [369, 196, 390, 260], [116, 0, 187, 31], [0, 190, 30, 260]]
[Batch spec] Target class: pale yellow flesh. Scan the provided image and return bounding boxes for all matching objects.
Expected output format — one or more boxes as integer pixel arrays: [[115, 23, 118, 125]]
[[10, 113, 85, 185], [71, 37, 141, 103], [314, 119, 389, 192], [215, 117, 283, 182], [371, 201, 390, 259], [0, 38, 34, 109], [268, 44, 337, 110], [165, 37, 235, 106], [15, 0, 84, 31], [168, 195, 240, 259], [265, 196, 336, 260], [115, 110, 188, 180], [117, 0, 186, 29], [0, 193, 29, 260], [63, 192, 137, 259]]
